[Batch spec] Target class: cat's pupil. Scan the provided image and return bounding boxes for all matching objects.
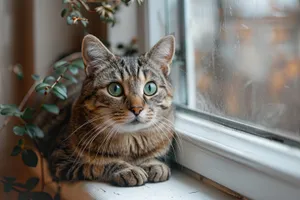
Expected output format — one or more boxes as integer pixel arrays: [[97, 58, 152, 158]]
[[114, 85, 118, 92], [148, 85, 151, 91]]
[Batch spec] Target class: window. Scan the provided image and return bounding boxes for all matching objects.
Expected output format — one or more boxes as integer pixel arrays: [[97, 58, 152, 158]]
[[145, 1, 300, 200], [170, 0, 300, 144]]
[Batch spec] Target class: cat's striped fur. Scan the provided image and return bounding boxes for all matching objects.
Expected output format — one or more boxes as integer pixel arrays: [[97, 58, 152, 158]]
[[43, 34, 175, 186]]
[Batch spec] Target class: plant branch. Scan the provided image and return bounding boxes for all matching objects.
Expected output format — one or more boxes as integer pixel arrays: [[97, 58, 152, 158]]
[[0, 82, 38, 133]]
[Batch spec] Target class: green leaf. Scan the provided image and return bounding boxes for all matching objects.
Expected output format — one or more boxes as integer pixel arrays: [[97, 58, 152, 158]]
[[25, 124, 44, 138], [81, 20, 88, 27], [21, 108, 34, 119], [52, 85, 67, 100], [31, 192, 53, 200], [12, 64, 24, 80], [19, 192, 53, 200], [57, 83, 67, 93], [61, 8, 67, 17], [55, 66, 67, 75], [31, 74, 40, 81], [11, 145, 22, 156], [70, 10, 82, 18], [18, 139, 25, 146], [22, 149, 38, 167], [71, 59, 84, 69], [0, 105, 21, 117], [62, 0, 70, 3], [43, 76, 56, 84], [66, 15, 74, 25], [35, 83, 50, 93], [18, 192, 30, 200], [54, 193, 61, 200], [3, 177, 16, 183], [3, 182, 13, 193], [68, 65, 79, 75], [25, 177, 39, 191], [54, 60, 68, 69], [42, 104, 60, 115], [63, 74, 78, 83], [0, 104, 17, 109], [13, 126, 26, 136]]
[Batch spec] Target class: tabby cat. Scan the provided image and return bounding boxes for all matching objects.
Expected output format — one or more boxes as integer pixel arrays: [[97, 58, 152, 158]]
[[45, 34, 176, 187]]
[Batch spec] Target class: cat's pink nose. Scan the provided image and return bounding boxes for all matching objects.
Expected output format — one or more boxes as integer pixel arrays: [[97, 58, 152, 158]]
[[129, 106, 143, 116]]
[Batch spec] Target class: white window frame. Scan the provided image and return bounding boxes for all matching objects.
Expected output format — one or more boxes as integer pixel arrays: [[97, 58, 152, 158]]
[[144, 1, 300, 200]]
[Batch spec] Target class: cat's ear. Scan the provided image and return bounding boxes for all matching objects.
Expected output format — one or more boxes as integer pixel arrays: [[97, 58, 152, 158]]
[[82, 34, 114, 76], [146, 35, 175, 76]]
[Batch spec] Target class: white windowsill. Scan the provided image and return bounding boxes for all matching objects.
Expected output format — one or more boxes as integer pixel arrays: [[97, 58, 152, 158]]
[[84, 169, 237, 200], [175, 108, 300, 200]]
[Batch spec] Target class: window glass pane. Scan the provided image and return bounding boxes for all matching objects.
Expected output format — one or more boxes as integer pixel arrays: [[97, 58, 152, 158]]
[[165, 0, 187, 105], [170, 0, 300, 142]]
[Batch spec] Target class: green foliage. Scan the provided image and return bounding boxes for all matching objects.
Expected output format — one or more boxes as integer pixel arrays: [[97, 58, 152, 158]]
[[13, 126, 26, 136], [22, 149, 38, 167], [0, 1, 142, 197], [18, 192, 53, 200], [61, 8, 67, 17], [53, 60, 68, 69], [11, 146, 22, 156], [10, 64, 24, 80], [35, 83, 50, 94], [43, 76, 56, 84], [2, 177, 16, 193], [25, 177, 39, 191], [63, 74, 78, 83], [52, 85, 67, 100], [116, 38, 139, 56], [25, 124, 44, 138], [61, 0, 144, 27], [0, 104, 21, 117], [71, 59, 84, 69], [12, 124, 44, 138], [68, 65, 79, 75], [31, 74, 40, 81], [18, 139, 25, 146], [22, 108, 34, 120], [54, 193, 61, 200], [42, 104, 60, 115]]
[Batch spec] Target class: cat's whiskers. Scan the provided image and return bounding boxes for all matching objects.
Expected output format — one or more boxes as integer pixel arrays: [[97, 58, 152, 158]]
[[83, 119, 114, 160], [156, 120, 180, 162], [63, 115, 105, 141], [71, 118, 112, 167], [98, 123, 120, 160], [160, 118, 183, 153], [88, 120, 117, 160], [153, 120, 177, 160], [68, 123, 106, 173], [68, 122, 102, 161]]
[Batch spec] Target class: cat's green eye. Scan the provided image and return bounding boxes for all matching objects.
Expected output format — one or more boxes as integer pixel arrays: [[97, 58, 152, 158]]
[[144, 82, 157, 96], [107, 83, 123, 97]]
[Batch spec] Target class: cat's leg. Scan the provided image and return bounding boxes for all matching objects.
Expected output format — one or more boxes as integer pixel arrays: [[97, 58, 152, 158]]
[[106, 161, 148, 186], [139, 159, 171, 183], [50, 154, 148, 186]]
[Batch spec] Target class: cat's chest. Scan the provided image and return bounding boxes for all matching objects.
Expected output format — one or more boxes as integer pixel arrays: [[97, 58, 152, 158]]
[[112, 132, 173, 161]]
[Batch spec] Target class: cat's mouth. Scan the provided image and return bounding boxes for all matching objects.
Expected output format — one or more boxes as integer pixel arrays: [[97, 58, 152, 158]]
[[129, 118, 141, 125]]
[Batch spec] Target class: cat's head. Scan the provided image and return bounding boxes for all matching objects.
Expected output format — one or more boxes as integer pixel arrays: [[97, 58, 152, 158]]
[[80, 34, 175, 133]]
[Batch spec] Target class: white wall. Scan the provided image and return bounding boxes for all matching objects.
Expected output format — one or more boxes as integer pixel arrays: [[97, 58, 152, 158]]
[[108, 2, 138, 54]]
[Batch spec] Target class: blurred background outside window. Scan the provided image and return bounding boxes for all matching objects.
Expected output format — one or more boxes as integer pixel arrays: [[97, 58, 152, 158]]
[[167, 0, 300, 145]]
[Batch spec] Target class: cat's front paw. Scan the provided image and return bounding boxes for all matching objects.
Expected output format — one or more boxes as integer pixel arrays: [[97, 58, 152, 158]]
[[143, 163, 171, 183], [112, 166, 148, 187]]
